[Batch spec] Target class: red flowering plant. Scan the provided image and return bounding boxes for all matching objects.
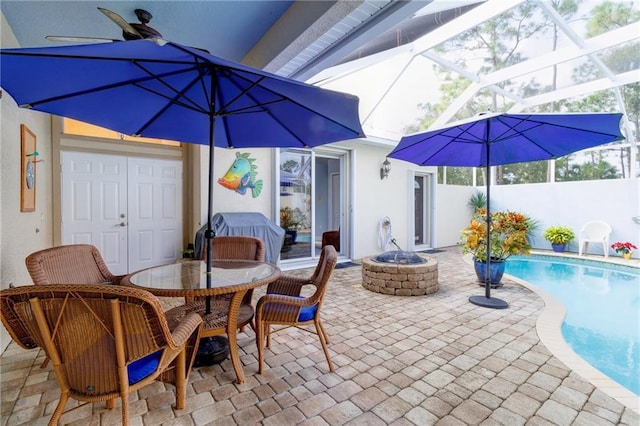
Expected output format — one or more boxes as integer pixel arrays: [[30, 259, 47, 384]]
[[611, 241, 637, 255], [459, 209, 534, 262]]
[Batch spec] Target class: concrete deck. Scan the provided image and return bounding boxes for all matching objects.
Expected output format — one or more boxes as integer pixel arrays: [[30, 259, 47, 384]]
[[2, 247, 639, 425]]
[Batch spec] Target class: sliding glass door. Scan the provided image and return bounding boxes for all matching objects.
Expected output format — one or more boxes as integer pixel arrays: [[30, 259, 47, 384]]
[[279, 148, 348, 263], [279, 149, 312, 261]]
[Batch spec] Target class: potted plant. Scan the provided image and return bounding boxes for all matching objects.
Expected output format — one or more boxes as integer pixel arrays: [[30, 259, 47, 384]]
[[459, 209, 533, 286], [543, 226, 575, 252], [280, 206, 307, 243], [611, 241, 637, 260]]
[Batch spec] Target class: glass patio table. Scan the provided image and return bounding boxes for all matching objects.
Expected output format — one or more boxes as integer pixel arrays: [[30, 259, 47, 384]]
[[122, 259, 281, 383]]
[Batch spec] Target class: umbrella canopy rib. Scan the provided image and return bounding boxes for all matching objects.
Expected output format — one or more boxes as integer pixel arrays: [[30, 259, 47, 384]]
[[0, 50, 201, 65], [132, 61, 213, 114], [132, 68, 212, 136], [219, 68, 361, 142], [216, 71, 268, 116], [21, 64, 205, 114]]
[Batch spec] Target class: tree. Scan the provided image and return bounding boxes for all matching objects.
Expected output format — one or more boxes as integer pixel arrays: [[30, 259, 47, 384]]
[[437, 166, 472, 185], [555, 154, 621, 181], [406, 3, 557, 184], [568, 1, 640, 177], [280, 159, 299, 173]]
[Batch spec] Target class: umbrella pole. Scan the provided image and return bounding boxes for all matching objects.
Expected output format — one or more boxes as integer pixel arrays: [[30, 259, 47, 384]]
[[469, 126, 508, 309], [484, 171, 491, 298], [205, 111, 215, 315]]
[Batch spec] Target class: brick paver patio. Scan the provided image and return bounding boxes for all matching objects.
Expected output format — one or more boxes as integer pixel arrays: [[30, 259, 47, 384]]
[[1, 247, 638, 425]]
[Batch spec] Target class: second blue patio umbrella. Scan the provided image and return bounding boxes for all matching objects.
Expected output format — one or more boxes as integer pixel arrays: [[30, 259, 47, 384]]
[[388, 112, 623, 309], [1, 39, 365, 312]]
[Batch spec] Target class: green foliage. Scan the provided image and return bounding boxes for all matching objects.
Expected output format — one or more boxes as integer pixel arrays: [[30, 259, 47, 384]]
[[543, 226, 575, 245], [280, 159, 299, 173], [279, 207, 307, 230], [467, 191, 487, 213], [502, 160, 549, 184], [437, 166, 473, 185], [460, 209, 534, 261], [586, 1, 640, 37], [555, 155, 621, 181]]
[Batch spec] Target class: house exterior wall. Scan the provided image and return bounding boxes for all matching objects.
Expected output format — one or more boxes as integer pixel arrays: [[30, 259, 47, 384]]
[[1, 15, 54, 349], [204, 147, 274, 225]]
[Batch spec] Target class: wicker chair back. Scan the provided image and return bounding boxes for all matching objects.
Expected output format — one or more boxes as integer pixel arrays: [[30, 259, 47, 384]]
[[0, 284, 202, 425], [25, 244, 123, 285]]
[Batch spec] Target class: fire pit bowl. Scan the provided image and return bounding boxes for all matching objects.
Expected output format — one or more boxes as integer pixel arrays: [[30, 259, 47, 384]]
[[362, 252, 438, 296], [373, 250, 426, 265]]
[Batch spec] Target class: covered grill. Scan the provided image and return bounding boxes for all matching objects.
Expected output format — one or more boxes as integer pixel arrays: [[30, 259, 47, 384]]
[[194, 212, 285, 264]]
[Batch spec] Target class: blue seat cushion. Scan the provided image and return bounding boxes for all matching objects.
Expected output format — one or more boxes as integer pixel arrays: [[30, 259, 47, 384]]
[[268, 294, 317, 321], [128, 350, 162, 385], [289, 296, 317, 321], [298, 303, 317, 321]]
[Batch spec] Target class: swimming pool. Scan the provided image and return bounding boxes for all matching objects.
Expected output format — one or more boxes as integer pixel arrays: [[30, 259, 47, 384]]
[[505, 255, 639, 396]]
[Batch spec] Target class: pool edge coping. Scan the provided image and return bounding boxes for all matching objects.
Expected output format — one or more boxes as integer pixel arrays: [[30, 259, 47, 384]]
[[505, 252, 640, 415]]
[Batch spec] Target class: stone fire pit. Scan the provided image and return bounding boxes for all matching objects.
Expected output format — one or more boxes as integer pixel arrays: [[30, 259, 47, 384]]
[[361, 253, 438, 296]]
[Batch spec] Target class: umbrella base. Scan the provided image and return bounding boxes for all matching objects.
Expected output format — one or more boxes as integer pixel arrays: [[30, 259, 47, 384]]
[[194, 336, 229, 367], [469, 295, 509, 309]]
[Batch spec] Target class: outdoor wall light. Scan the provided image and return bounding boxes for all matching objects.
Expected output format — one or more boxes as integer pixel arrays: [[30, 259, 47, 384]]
[[380, 158, 391, 179]]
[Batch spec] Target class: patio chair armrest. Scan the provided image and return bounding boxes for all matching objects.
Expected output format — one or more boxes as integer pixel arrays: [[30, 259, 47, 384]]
[[258, 293, 313, 309], [266, 274, 312, 296], [256, 293, 315, 323], [169, 312, 203, 347]]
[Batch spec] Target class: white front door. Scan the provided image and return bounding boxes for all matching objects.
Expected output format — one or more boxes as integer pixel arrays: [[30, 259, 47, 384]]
[[61, 152, 182, 274], [127, 157, 183, 272], [61, 152, 128, 273]]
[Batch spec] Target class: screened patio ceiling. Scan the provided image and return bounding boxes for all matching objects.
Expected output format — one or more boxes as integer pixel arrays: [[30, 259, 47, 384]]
[[309, 0, 639, 177]]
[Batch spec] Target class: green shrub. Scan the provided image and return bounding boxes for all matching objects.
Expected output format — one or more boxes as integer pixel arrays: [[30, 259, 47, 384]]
[[543, 226, 575, 245]]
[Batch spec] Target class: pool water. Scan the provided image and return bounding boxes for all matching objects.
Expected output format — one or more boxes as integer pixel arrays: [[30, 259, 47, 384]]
[[505, 255, 640, 396]]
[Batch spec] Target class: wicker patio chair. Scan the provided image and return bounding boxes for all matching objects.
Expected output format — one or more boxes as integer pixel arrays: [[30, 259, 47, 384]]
[[25, 244, 124, 286], [255, 245, 337, 374], [0, 284, 202, 426], [198, 235, 266, 323]]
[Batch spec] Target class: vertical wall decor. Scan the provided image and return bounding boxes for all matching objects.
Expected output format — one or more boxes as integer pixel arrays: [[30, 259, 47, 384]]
[[20, 124, 37, 212], [218, 152, 264, 198]]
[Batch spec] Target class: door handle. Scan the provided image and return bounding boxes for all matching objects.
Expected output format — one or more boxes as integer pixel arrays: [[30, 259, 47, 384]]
[[116, 222, 127, 227]]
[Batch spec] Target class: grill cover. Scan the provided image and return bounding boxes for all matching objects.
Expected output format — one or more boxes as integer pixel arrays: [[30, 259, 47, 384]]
[[195, 212, 285, 264]]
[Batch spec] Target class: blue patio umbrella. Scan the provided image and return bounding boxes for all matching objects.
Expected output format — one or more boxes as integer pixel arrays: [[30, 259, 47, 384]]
[[388, 112, 624, 309], [1, 39, 365, 312]]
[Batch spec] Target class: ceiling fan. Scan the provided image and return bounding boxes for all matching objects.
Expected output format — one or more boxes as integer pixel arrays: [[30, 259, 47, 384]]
[[46, 7, 162, 44]]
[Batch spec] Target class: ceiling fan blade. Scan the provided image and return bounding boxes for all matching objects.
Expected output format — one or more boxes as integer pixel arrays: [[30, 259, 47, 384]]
[[46, 35, 117, 43], [97, 6, 143, 39]]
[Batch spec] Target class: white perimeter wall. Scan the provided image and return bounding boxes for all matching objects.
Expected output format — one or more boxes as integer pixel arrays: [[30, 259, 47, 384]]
[[434, 184, 473, 248], [435, 179, 640, 258]]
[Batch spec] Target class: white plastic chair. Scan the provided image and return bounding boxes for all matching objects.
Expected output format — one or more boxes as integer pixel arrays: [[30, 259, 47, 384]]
[[578, 221, 612, 258]]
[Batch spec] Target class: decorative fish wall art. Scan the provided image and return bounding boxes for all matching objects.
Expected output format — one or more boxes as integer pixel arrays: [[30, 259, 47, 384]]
[[218, 152, 264, 198]]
